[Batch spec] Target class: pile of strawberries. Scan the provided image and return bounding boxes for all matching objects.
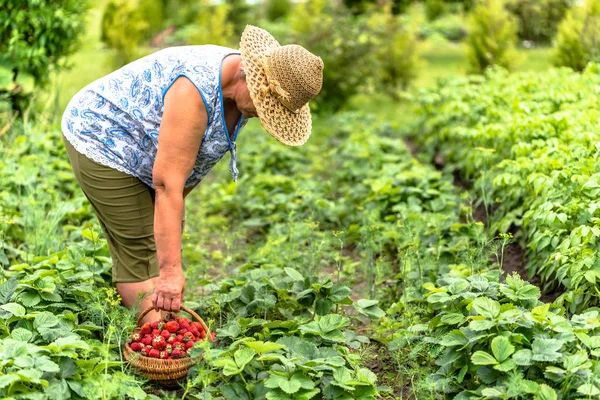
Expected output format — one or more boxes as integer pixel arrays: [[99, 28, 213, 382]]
[[128, 313, 215, 359]]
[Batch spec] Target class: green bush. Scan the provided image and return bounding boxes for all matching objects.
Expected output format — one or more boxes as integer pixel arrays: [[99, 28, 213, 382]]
[[371, 6, 421, 97], [466, 0, 519, 73], [554, 0, 600, 71], [173, 3, 235, 47], [505, 0, 573, 44], [101, 0, 149, 68], [289, 0, 373, 113], [425, 0, 449, 21], [266, 0, 292, 21], [0, 0, 89, 115]]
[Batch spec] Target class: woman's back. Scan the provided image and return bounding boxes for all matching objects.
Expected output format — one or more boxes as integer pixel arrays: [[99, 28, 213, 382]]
[[62, 45, 247, 188]]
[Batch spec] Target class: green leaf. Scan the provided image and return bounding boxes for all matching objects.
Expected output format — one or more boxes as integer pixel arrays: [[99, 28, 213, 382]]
[[354, 299, 385, 319], [0, 278, 18, 304], [532, 339, 563, 362], [221, 383, 250, 400], [1, 303, 26, 317], [280, 377, 302, 395], [328, 285, 352, 302], [34, 312, 59, 330], [20, 292, 41, 308], [315, 298, 333, 316], [234, 347, 256, 370], [472, 351, 498, 365], [471, 297, 500, 319], [535, 384, 557, 400], [512, 349, 532, 366], [577, 384, 600, 396], [36, 356, 60, 373], [440, 312, 465, 325], [439, 330, 468, 347], [284, 267, 304, 281], [493, 359, 516, 372], [332, 367, 354, 391], [294, 388, 321, 400], [356, 368, 377, 385], [81, 228, 100, 242], [59, 358, 78, 379], [469, 319, 495, 331], [11, 328, 33, 342], [318, 314, 349, 333], [491, 336, 514, 362], [0, 374, 19, 389], [245, 341, 285, 354], [217, 322, 242, 339]]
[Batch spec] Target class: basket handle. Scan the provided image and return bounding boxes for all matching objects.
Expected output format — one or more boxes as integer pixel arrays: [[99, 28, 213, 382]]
[[137, 305, 214, 342]]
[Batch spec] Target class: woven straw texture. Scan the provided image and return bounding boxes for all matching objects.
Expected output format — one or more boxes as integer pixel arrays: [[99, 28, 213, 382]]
[[123, 306, 213, 388], [240, 25, 324, 146]]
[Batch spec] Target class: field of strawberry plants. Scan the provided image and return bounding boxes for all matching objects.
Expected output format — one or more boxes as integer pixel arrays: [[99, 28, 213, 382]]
[[2, 71, 600, 399]]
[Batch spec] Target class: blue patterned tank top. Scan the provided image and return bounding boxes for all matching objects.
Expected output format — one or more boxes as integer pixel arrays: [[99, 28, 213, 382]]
[[61, 45, 248, 188]]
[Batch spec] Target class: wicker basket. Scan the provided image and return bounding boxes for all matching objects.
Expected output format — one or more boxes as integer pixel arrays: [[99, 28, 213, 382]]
[[123, 305, 213, 388]]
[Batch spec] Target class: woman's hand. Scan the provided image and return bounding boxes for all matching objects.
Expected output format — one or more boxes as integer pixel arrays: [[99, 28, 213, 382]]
[[152, 267, 186, 312]]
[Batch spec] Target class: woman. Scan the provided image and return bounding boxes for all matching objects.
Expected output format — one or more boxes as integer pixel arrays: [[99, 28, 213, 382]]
[[61, 25, 324, 322]]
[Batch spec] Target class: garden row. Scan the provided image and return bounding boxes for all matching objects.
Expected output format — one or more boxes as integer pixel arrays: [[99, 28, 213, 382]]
[[2, 108, 600, 399], [412, 65, 600, 313]]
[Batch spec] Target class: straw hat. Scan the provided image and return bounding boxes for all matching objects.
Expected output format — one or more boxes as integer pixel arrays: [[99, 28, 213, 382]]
[[239, 25, 324, 146]]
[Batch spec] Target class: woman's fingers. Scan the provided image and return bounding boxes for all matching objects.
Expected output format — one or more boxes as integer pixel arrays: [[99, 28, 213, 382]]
[[171, 295, 181, 313], [156, 293, 164, 311], [152, 290, 159, 311], [163, 296, 172, 312]]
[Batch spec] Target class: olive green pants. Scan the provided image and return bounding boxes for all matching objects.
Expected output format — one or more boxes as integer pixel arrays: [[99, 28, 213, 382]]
[[63, 136, 160, 283]]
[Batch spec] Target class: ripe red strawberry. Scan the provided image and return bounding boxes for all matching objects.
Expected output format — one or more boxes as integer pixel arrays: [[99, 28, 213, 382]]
[[171, 349, 182, 359], [165, 320, 179, 333], [152, 329, 161, 336], [149, 348, 160, 358], [176, 316, 184, 324], [198, 330, 205, 340], [191, 321, 203, 331], [182, 332, 194, 343], [146, 345, 153, 353], [211, 332, 216, 341], [161, 330, 171, 339], [130, 342, 143, 352], [189, 326, 199, 337], [140, 347, 149, 356], [167, 335, 177, 345], [141, 335, 153, 346], [130, 333, 141, 342], [151, 321, 159, 330], [179, 329, 189, 336], [152, 336, 166, 350], [185, 340, 195, 349], [159, 351, 169, 359], [174, 342, 185, 352], [165, 344, 173, 354], [180, 320, 190, 330], [176, 334, 183, 342], [140, 323, 152, 335]]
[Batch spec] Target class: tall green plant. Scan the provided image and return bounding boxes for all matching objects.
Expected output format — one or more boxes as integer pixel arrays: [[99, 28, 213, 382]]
[[466, 0, 519, 73], [289, 0, 373, 113], [101, 0, 149, 68], [0, 0, 89, 115], [554, 0, 600, 71]]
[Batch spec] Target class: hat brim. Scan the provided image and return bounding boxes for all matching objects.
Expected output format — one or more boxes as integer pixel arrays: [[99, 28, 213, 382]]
[[239, 25, 312, 147]]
